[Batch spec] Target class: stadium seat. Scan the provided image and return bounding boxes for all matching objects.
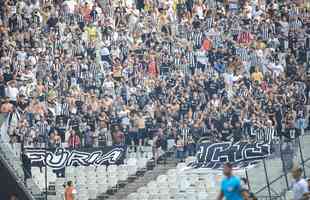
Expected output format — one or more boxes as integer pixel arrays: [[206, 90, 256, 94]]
[[118, 164, 129, 181], [185, 157, 196, 165], [197, 192, 208, 200], [127, 158, 138, 175], [127, 192, 138, 200]]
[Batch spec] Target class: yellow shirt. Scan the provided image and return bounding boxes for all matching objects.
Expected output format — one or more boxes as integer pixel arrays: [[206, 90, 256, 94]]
[[251, 71, 263, 82], [85, 26, 97, 41]]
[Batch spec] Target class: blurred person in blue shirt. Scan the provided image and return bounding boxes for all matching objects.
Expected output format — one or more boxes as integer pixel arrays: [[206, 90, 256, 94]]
[[217, 162, 243, 200]]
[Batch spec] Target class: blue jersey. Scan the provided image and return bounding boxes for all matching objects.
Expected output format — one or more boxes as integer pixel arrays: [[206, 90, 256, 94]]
[[221, 176, 243, 200]]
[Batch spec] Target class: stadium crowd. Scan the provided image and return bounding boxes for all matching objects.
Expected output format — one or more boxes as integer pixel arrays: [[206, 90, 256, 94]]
[[0, 0, 309, 159]]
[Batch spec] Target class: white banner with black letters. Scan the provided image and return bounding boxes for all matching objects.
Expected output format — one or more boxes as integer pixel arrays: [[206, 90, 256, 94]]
[[25, 146, 126, 170]]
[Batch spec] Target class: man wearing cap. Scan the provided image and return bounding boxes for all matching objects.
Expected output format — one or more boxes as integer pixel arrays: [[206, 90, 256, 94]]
[[217, 162, 243, 200], [291, 166, 309, 200]]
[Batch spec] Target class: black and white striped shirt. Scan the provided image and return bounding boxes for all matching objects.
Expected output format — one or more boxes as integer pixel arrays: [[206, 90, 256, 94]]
[[174, 57, 182, 70], [185, 51, 196, 69], [193, 32, 203, 49], [61, 102, 70, 116], [249, 51, 260, 67], [205, 17, 214, 30], [253, 127, 275, 143], [37, 121, 49, 136], [75, 13, 84, 24], [260, 23, 270, 41], [235, 47, 249, 62], [289, 19, 302, 32]]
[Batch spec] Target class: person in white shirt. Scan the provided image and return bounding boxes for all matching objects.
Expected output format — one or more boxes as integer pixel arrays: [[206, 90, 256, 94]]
[[268, 60, 284, 77], [291, 166, 309, 200], [6, 81, 19, 104]]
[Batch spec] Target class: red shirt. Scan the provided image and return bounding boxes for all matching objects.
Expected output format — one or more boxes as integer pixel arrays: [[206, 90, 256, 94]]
[[68, 134, 81, 148], [148, 61, 158, 76], [237, 32, 253, 44]]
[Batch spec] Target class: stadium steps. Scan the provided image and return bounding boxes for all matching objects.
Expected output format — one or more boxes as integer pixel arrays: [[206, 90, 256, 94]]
[[0, 143, 44, 200], [0, 143, 43, 200], [103, 154, 177, 200]]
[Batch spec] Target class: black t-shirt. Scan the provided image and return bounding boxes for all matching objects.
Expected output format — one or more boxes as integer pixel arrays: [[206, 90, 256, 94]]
[[207, 80, 218, 94], [275, 106, 283, 123], [265, 105, 275, 114], [221, 128, 232, 141], [3, 73, 13, 83], [231, 107, 241, 124], [191, 127, 201, 141], [70, 116, 80, 129], [145, 117, 153, 129], [232, 127, 242, 142], [191, 96, 199, 108], [180, 101, 190, 112], [110, 116, 120, 125], [243, 77, 252, 88], [17, 100, 29, 111]]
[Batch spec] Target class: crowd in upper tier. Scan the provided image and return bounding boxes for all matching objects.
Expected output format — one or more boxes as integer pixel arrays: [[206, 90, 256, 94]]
[[0, 0, 309, 155]]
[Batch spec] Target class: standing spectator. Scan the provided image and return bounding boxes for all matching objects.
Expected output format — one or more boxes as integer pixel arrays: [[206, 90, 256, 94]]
[[68, 130, 81, 149], [64, 181, 77, 200], [6, 80, 19, 106], [176, 134, 185, 162], [21, 149, 31, 185], [217, 162, 243, 200], [291, 166, 309, 200]]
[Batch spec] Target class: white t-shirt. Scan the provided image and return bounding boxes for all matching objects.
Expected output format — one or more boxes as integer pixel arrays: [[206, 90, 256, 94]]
[[292, 179, 308, 200], [103, 81, 114, 92], [63, 0, 77, 13], [6, 86, 19, 101], [101, 47, 110, 56], [272, 64, 284, 77]]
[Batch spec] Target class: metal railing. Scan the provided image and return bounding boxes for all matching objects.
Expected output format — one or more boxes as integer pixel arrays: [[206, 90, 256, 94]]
[[248, 133, 310, 200]]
